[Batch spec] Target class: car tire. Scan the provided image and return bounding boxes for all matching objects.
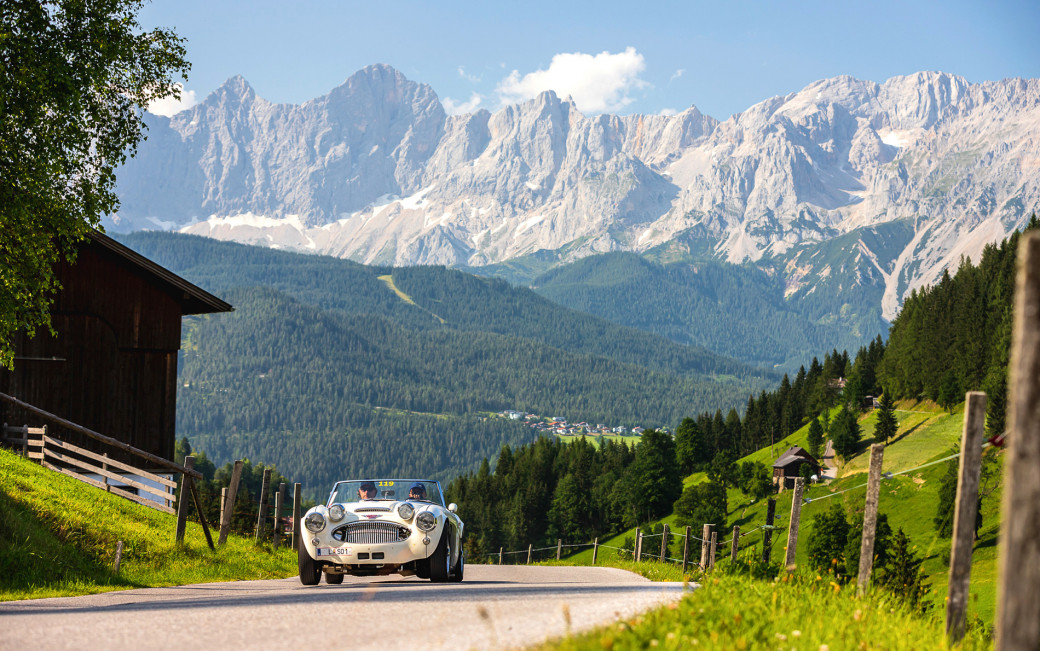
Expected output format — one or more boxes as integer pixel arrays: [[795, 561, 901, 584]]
[[324, 571, 344, 585], [449, 548, 464, 582], [428, 530, 452, 582], [298, 542, 321, 586]]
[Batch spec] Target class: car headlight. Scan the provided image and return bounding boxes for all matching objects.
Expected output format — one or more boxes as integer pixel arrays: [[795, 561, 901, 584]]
[[397, 503, 415, 520], [305, 512, 326, 533], [415, 511, 436, 531], [328, 504, 346, 522]]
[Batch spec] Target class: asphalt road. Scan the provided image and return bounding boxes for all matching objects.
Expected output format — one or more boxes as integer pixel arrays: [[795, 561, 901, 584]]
[[0, 565, 690, 650]]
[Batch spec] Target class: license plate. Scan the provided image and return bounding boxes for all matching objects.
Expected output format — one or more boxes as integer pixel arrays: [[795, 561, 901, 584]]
[[317, 547, 349, 556]]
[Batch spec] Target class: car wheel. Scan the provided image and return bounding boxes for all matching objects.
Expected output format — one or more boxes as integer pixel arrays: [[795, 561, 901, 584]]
[[325, 571, 344, 585], [449, 548, 464, 582], [428, 530, 452, 582], [298, 543, 321, 586]]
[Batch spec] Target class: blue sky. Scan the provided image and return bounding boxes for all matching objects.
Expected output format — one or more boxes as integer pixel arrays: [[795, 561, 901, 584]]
[[142, 0, 1040, 120]]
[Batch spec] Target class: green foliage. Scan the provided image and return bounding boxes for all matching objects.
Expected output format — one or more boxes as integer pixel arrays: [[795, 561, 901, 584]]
[[844, 512, 892, 580], [674, 417, 706, 474], [628, 430, 683, 522], [806, 417, 824, 458], [876, 528, 931, 613], [706, 450, 738, 488], [0, 0, 188, 368], [830, 405, 862, 459], [736, 461, 772, 500], [673, 480, 727, 530], [807, 503, 851, 577], [873, 392, 898, 444]]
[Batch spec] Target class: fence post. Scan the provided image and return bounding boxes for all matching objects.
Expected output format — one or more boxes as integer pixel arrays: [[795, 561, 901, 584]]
[[188, 478, 215, 550], [218, 460, 243, 546], [762, 498, 776, 563], [556, 539, 562, 560], [857, 444, 885, 595], [102, 453, 110, 491], [499, 547, 503, 565], [175, 456, 195, 544], [255, 468, 271, 543], [292, 483, 302, 551], [635, 530, 643, 562], [996, 231, 1040, 651], [700, 524, 714, 569], [113, 540, 124, 573], [527, 543, 532, 565], [947, 392, 987, 643], [273, 483, 286, 550], [660, 524, 669, 562], [784, 477, 805, 570], [220, 488, 227, 528], [592, 537, 599, 565], [709, 530, 717, 570], [682, 526, 691, 573], [731, 525, 740, 561]]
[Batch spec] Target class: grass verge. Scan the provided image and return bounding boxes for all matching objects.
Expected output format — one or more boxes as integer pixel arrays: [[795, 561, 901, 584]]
[[0, 448, 296, 601]]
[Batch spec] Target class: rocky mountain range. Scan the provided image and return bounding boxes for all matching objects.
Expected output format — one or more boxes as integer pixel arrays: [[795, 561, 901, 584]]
[[110, 64, 1040, 320]]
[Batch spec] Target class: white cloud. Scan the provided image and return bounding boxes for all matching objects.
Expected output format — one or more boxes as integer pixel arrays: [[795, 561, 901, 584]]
[[443, 92, 484, 115], [147, 83, 197, 117], [495, 47, 648, 114], [670, 69, 685, 82], [457, 66, 481, 83], [659, 108, 679, 116]]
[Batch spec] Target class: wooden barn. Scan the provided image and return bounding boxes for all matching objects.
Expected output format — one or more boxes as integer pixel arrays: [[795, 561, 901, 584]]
[[0, 230, 231, 469], [772, 445, 821, 490]]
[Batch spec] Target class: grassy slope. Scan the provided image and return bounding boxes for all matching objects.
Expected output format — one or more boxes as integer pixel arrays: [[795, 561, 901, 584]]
[[563, 399, 1002, 625], [0, 449, 296, 601]]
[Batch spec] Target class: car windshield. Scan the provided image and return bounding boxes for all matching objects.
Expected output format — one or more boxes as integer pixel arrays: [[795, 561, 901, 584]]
[[328, 480, 444, 506]]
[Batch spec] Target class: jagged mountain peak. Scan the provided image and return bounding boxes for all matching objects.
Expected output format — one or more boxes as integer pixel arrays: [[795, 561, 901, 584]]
[[114, 68, 1040, 321]]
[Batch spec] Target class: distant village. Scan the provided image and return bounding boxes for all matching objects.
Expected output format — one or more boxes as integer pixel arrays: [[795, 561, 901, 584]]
[[495, 410, 670, 438]]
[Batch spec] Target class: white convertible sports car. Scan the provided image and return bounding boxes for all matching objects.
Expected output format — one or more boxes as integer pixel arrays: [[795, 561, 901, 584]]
[[298, 479, 464, 585]]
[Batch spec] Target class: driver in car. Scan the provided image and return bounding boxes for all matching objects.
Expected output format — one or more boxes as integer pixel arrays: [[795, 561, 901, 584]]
[[408, 483, 427, 501], [358, 481, 377, 500]]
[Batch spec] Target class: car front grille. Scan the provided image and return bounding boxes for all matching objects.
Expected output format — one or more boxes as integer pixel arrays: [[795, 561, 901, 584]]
[[332, 521, 411, 544]]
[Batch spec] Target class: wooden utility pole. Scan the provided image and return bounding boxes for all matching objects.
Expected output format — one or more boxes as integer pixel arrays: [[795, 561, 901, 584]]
[[218, 460, 243, 546], [660, 524, 669, 562], [996, 231, 1040, 651], [946, 392, 987, 644], [784, 478, 805, 570], [857, 444, 885, 595], [730, 525, 740, 561], [255, 468, 271, 543], [762, 498, 776, 563], [700, 524, 714, 569]]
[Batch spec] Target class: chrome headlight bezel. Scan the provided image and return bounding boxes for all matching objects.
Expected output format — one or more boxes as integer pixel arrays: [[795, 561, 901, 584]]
[[415, 511, 437, 532], [397, 503, 415, 520], [328, 504, 346, 522], [304, 511, 326, 533]]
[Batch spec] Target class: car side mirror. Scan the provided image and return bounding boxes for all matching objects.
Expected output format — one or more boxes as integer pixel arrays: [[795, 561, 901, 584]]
[[448, 503, 457, 513]]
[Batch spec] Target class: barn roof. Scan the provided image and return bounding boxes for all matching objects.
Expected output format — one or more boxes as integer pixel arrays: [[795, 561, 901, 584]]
[[86, 231, 233, 315], [773, 446, 819, 469]]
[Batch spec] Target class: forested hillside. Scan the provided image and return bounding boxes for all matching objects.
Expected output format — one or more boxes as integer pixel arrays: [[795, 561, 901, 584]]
[[450, 216, 1037, 558], [118, 232, 773, 495], [532, 251, 884, 370]]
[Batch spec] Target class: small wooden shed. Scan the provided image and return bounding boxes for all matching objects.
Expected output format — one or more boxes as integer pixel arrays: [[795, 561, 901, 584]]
[[0, 230, 231, 467], [772, 445, 821, 490]]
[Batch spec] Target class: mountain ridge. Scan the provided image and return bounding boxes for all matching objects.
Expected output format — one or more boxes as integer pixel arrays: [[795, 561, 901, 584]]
[[111, 66, 1040, 320]]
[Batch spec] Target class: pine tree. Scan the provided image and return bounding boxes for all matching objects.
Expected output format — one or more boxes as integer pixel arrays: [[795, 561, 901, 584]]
[[873, 392, 898, 445], [807, 417, 824, 458], [830, 406, 861, 459], [877, 529, 931, 612]]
